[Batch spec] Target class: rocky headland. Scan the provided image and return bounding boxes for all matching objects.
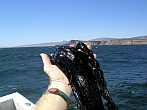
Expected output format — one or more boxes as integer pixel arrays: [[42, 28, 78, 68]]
[[17, 35, 147, 47], [62, 36, 147, 46]]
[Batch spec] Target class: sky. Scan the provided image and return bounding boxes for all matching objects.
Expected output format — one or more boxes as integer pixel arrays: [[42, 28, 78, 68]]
[[0, 0, 147, 47]]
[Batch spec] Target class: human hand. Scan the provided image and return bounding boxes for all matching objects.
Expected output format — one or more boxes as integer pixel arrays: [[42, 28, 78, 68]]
[[40, 53, 72, 97], [40, 43, 96, 97]]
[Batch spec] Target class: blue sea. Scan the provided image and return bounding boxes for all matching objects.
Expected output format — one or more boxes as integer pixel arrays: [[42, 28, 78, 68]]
[[0, 45, 147, 110]]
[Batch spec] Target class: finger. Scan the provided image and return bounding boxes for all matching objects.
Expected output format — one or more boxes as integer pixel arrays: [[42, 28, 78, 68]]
[[93, 54, 97, 59], [87, 45, 92, 50], [40, 53, 51, 64], [84, 43, 92, 50], [84, 43, 96, 58], [84, 42, 89, 45], [70, 44, 75, 47], [40, 53, 52, 71]]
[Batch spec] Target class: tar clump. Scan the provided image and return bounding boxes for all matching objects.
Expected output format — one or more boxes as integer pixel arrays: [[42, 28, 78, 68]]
[[50, 42, 118, 110]]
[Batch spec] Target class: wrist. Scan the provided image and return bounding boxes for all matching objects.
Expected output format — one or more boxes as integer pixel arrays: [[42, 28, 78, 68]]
[[46, 88, 70, 106], [48, 81, 72, 97]]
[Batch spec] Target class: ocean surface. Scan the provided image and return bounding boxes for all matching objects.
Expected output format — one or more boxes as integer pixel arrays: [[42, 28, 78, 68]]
[[0, 45, 147, 110]]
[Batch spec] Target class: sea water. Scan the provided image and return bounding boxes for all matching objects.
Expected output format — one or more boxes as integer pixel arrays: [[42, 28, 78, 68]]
[[0, 45, 147, 110]]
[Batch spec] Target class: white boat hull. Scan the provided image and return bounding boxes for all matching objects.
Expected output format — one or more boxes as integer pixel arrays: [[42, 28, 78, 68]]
[[0, 92, 35, 110]]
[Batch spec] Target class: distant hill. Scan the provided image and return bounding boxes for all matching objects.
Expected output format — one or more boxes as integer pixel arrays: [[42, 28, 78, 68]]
[[89, 37, 117, 41], [17, 35, 147, 47], [62, 35, 147, 45], [122, 36, 147, 40], [89, 36, 147, 41], [17, 41, 68, 47]]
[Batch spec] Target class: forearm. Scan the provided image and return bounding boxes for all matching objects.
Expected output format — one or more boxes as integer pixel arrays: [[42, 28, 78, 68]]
[[34, 93, 67, 110], [34, 82, 71, 110]]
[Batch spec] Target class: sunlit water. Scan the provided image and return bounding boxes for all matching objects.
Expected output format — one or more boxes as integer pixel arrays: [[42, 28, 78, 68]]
[[0, 45, 147, 110]]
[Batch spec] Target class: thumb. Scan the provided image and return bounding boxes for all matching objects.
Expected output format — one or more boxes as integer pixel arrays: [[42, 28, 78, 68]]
[[40, 53, 52, 73]]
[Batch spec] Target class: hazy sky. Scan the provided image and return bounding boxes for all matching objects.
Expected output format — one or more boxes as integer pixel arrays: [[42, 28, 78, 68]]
[[0, 0, 147, 47]]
